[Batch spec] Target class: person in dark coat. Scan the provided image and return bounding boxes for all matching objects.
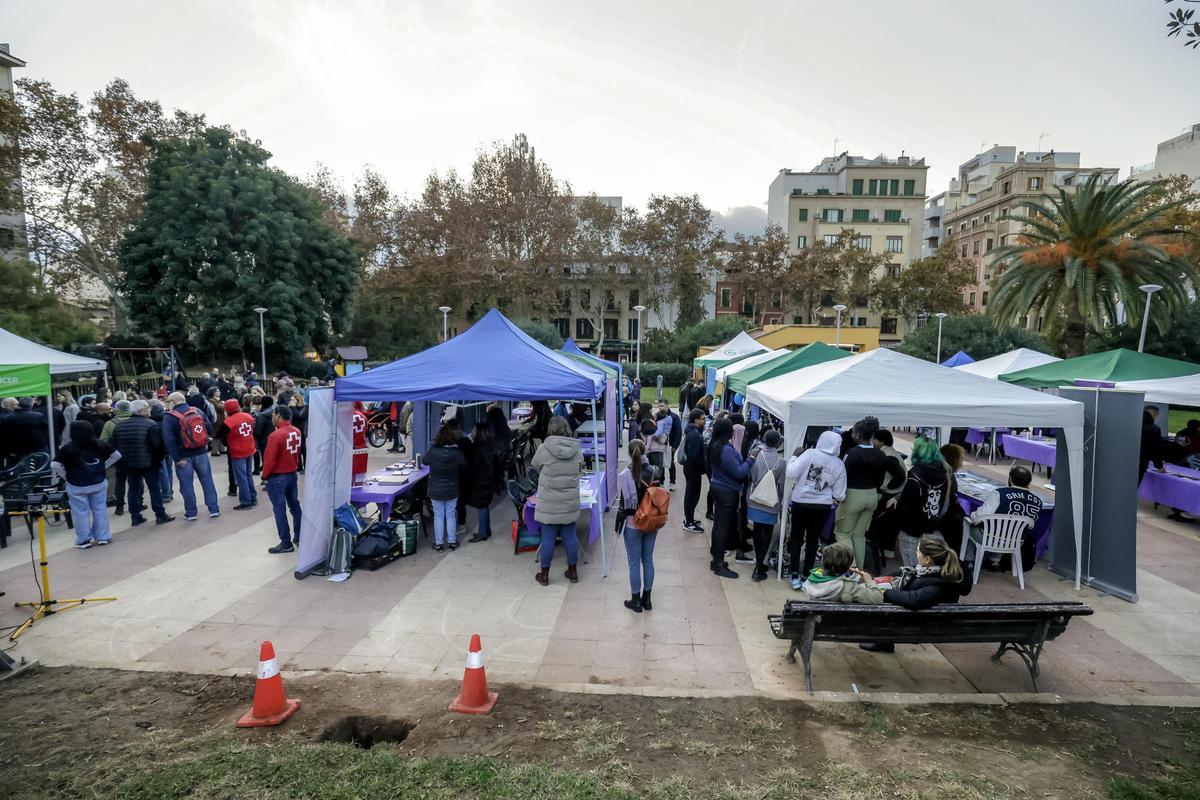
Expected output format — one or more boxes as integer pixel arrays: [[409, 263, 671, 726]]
[[486, 403, 513, 484], [0, 397, 50, 462], [466, 422, 498, 542], [1139, 407, 1166, 487], [111, 400, 173, 525], [680, 408, 707, 532], [666, 406, 683, 489], [424, 423, 467, 551], [33, 397, 66, 452], [253, 396, 274, 475]]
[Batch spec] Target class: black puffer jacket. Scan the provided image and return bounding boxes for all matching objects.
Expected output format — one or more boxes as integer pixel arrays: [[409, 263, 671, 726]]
[[424, 443, 466, 501], [883, 569, 973, 610], [111, 415, 164, 469], [464, 441, 497, 508]]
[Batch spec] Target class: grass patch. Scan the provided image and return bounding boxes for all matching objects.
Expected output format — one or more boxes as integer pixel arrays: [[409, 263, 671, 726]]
[[745, 713, 783, 742], [1108, 719, 1200, 800], [573, 719, 627, 761]]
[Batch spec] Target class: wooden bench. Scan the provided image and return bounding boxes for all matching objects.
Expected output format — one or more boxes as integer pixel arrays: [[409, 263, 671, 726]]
[[768, 601, 1093, 693]]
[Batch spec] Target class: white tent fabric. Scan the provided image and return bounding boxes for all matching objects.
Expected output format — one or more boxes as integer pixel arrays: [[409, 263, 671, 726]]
[[695, 331, 768, 365], [0, 326, 106, 374], [714, 348, 790, 386], [954, 348, 1060, 380], [1115, 373, 1200, 405], [747, 348, 1087, 589]]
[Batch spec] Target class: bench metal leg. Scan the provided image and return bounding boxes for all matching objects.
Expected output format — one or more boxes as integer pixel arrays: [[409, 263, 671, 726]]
[[786, 640, 798, 664], [798, 617, 817, 693], [991, 619, 1051, 692]]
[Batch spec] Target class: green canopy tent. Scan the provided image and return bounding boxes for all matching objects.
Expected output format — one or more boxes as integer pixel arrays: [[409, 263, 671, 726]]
[[726, 341, 853, 397], [1000, 348, 1200, 389]]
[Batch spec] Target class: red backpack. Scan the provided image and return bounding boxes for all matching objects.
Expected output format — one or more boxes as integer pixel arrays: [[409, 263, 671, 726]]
[[170, 407, 210, 450], [633, 478, 671, 532]]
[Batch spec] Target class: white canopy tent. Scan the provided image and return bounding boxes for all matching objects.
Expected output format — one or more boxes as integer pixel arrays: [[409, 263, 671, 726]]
[[713, 348, 790, 386], [0, 327, 106, 375], [954, 348, 1061, 380], [694, 331, 768, 367], [1114, 373, 1200, 406], [747, 348, 1087, 589]]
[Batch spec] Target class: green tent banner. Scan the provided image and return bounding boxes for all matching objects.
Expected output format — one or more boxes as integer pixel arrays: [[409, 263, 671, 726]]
[[0, 364, 52, 397]]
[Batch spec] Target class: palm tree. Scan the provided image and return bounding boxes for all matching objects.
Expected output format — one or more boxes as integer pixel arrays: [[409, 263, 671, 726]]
[[989, 173, 1198, 357]]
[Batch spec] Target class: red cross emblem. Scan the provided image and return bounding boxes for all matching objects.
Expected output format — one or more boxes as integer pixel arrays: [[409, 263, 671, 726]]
[[286, 430, 302, 454], [238, 421, 253, 437], [352, 413, 366, 434]]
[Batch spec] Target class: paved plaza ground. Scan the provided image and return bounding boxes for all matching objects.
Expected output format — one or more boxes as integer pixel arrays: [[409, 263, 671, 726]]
[[3, 437, 1199, 705]]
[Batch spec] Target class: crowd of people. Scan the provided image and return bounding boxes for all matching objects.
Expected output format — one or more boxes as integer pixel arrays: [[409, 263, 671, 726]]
[[0, 369, 323, 553]]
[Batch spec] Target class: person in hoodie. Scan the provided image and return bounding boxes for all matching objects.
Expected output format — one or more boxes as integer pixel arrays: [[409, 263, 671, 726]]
[[261, 405, 303, 554], [802, 542, 884, 604], [785, 430, 848, 588], [745, 428, 785, 581], [893, 436, 952, 567], [680, 408, 707, 532], [530, 416, 584, 585], [216, 398, 259, 510]]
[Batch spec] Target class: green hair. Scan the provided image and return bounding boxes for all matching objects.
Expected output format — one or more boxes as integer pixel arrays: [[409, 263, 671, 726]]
[[910, 436, 944, 467]]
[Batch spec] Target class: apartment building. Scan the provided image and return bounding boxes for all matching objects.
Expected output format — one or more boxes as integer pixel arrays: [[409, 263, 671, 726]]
[[1129, 123, 1200, 189], [759, 153, 928, 347], [942, 150, 1118, 313], [922, 187, 952, 257], [0, 43, 26, 259]]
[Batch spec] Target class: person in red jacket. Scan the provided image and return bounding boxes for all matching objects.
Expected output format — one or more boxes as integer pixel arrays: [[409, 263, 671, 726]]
[[351, 402, 369, 486], [263, 406, 303, 554], [216, 398, 258, 509]]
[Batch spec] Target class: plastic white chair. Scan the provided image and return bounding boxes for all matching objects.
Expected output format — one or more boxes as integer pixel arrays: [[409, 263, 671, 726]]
[[961, 514, 1031, 590]]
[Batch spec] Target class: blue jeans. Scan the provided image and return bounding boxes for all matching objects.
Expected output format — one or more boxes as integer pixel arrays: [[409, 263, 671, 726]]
[[175, 451, 219, 518], [159, 456, 174, 501], [473, 503, 491, 538], [266, 472, 301, 544], [126, 466, 166, 521], [539, 521, 579, 569], [67, 481, 110, 544], [231, 455, 257, 505], [622, 526, 657, 594], [432, 498, 457, 545]]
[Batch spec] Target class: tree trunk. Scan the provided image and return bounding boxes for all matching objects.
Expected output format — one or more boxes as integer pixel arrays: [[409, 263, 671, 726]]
[[1061, 299, 1087, 359]]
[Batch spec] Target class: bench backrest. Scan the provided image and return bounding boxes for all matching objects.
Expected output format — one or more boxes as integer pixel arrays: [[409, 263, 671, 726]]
[[779, 602, 1092, 645]]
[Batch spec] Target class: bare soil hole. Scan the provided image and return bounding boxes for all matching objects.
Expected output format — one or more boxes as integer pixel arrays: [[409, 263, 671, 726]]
[[318, 715, 414, 749]]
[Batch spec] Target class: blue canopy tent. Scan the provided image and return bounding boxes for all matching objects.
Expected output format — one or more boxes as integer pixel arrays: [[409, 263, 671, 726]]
[[941, 350, 974, 367], [318, 309, 612, 575], [561, 337, 624, 436]]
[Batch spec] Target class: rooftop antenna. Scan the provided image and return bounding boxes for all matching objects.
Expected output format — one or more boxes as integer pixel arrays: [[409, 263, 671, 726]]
[[833, 137, 841, 156], [1038, 132, 1050, 152]]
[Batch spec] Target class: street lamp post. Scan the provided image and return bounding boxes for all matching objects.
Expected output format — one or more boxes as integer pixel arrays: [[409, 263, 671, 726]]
[[632, 304, 646, 382], [253, 307, 268, 377], [832, 304, 847, 346], [438, 306, 451, 342], [934, 312, 948, 363], [1137, 284, 1163, 353]]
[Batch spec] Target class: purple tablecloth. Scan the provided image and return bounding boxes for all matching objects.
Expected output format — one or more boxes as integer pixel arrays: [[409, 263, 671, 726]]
[[350, 466, 429, 520], [966, 427, 1010, 446], [1139, 464, 1200, 515], [1002, 434, 1056, 469], [523, 472, 606, 547]]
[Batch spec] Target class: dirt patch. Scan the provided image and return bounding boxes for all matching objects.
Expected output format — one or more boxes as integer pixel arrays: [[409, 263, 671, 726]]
[[2, 666, 1197, 798]]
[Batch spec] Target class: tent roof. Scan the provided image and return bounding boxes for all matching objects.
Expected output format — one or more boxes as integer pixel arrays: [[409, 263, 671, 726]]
[[336, 346, 368, 361], [941, 350, 974, 367], [0, 326, 106, 375], [955, 348, 1060, 380], [562, 352, 617, 378], [1000, 348, 1200, 388], [334, 309, 605, 402], [714, 348, 790, 386], [693, 330, 768, 367], [726, 341, 852, 396], [1115, 373, 1200, 405], [562, 338, 622, 374], [747, 347, 1084, 430]]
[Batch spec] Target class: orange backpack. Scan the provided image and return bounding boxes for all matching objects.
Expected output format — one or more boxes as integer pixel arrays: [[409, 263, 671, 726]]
[[633, 478, 671, 532]]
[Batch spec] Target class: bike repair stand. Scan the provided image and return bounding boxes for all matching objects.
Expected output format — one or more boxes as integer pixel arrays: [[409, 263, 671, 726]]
[[9, 507, 118, 641]]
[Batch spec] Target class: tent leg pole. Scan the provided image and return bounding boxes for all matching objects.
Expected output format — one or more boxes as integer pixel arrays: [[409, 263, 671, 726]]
[[46, 394, 56, 457], [591, 398, 606, 578]]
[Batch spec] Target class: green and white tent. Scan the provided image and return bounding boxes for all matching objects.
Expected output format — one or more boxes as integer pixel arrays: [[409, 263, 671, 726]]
[[1000, 348, 1200, 389], [725, 341, 852, 397]]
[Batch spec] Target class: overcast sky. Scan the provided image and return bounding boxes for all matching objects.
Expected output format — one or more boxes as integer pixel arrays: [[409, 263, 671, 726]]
[[6, 0, 1199, 236]]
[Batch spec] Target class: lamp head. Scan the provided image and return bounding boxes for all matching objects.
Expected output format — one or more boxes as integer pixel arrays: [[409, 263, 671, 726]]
[[832, 304, 847, 312], [934, 312, 948, 319], [632, 304, 646, 313], [253, 307, 268, 314], [1139, 284, 1163, 295], [438, 306, 451, 314]]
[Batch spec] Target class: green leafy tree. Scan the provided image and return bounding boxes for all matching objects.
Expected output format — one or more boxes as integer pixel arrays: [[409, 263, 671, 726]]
[[512, 317, 564, 349], [871, 241, 973, 323], [119, 128, 358, 361], [786, 229, 891, 323], [1087, 302, 1200, 364], [899, 314, 1047, 363], [989, 173, 1199, 358], [642, 316, 753, 364], [343, 284, 437, 361], [0, 256, 99, 349]]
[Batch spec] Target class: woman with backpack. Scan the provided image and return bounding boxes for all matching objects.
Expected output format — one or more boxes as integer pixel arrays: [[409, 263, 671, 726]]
[[53, 421, 122, 549], [617, 439, 664, 612], [744, 428, 785, 581], [893, 436, 953, 567]]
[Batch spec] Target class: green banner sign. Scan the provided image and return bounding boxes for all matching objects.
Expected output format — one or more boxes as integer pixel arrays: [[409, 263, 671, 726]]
[[0, 364, 52, 397]]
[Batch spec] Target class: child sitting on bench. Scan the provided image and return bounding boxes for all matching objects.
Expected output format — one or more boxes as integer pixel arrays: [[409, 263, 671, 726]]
[[801, 542, 884, 604]]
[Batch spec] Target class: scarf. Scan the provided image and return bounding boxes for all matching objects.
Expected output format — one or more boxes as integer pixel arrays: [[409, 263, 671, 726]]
[[892, 564, 941, 590]]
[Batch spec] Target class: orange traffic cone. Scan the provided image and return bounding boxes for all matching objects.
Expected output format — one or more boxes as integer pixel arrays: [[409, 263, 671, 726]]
[[236, 641, 301, 727], [448, 634, 498, 714]]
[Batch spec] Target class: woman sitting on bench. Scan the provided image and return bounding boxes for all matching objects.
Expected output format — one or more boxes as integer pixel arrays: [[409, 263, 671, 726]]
[[854, 535, 973, 652]]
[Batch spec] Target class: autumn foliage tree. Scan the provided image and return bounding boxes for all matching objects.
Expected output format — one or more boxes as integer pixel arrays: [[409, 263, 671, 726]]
[[870, 241, 974, 323]]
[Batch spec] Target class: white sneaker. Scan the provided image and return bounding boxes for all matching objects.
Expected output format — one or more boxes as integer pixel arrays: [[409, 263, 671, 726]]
[[74, 540, 93, 550], [210, 511, 221, 519]]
